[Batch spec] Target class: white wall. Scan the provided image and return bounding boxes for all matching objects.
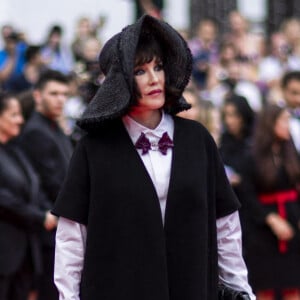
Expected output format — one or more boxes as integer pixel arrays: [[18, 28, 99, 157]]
[[237, 0, 267, 22], [0, 0, 135, 45], [164, 0, 189, 31], [0, 0, 266, 46], [0, 0, 190, 46]]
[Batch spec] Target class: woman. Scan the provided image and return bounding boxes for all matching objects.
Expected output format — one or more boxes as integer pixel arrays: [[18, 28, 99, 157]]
[[40, 25, 73, 74], [225, 11, 264, 65], [246, 105, 300, 300], [206, 41, 238, 91], [177, 88, 222, 146], [219, 95, 255, 240], [0, 92, 57, 300], [53, 15, 254, 300]]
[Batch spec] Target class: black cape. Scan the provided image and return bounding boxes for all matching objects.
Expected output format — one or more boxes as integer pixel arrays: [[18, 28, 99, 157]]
[[53, 116, 240, 300]]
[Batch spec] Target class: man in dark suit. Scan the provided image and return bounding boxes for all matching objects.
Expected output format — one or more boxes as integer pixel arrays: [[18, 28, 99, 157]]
[[19, 70, 73, 300]]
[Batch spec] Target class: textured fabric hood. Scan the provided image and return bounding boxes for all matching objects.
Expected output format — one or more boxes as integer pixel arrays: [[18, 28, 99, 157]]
[[77, 15, 192, 131]]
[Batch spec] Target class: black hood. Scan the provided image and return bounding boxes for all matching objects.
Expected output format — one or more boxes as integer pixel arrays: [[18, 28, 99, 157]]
[[77, 15, 192, 131]]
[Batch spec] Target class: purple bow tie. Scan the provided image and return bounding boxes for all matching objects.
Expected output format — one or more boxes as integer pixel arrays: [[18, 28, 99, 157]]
[[135, 132, 174, 155]]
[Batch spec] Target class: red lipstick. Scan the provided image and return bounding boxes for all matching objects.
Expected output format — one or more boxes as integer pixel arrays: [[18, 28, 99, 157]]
[[147, 89, 162, 95]]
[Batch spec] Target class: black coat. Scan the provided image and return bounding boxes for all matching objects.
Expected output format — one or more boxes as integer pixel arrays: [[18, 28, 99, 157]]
[[19, 111, 73, 247], [219, 133, 252, 178], [246, 159, 300, 290], [219, 133, 254, 239], [20, 112, 73, 203], [0, 142, 46, 276], [53, 116, 240, 300]]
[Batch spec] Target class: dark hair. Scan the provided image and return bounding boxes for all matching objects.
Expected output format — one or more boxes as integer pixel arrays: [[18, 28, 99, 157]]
[[49, 25, 63, 36], [253, 104, 300, 188], [223, 94, 255, 138], [0, 92, 16, 114], [219, 40, 236, 52], [198, 17, 219, 30], [35, 69, 69, 90], [17, 90, 35, 121], [195, 17, 219, 38], [281, 71, 300, 89], [132, 31, 181, 110], [25, 45, 41, 63], [134, 32, 163, 67], [5, 31, 20, 42]]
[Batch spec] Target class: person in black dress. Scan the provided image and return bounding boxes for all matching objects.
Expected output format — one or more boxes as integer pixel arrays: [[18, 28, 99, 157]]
[[246, 104, 300, 300], [219, 94, 255, 248]]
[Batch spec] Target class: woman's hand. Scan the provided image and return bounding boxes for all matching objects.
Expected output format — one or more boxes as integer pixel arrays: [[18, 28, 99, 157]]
[[266, 213, 294, 241], [224, 166, 241, 186], [44, 211, 58, 231]]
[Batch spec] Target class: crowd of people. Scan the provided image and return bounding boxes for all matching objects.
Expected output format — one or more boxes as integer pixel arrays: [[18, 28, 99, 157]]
[[0, 8, 300, 300], [183, 11, 300, 300]]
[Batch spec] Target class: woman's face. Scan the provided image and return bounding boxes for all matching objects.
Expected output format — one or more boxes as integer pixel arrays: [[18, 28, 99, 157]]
[[132, 57, 165, 113], [229, 12, 247, 33], [274, 109, 290, 141], [198, 21, 216, 43], [0, 98, 23, 141], [49, 32, 61, 47], [220, 45, 236, 62], [77, 18, 92, 37], [223, 103, 243, 137], [82, 38, 101, 61]]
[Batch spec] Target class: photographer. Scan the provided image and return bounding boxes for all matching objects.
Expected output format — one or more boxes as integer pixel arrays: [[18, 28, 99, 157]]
[[0, 30, 27, 91]]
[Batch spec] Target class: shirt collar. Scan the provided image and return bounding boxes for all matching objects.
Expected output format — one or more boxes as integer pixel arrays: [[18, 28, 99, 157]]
[[122, 111, 174, 144], [35, 111, 60, 131]]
